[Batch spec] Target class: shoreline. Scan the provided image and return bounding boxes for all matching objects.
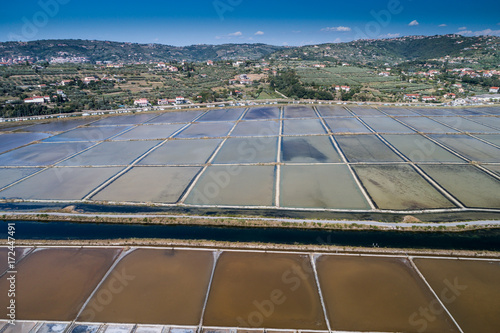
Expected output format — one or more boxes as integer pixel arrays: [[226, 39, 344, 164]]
[[8, 238, 500, 259]]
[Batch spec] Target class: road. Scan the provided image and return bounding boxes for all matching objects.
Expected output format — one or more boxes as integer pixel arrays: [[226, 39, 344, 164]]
[[1, 211, 499, 229]]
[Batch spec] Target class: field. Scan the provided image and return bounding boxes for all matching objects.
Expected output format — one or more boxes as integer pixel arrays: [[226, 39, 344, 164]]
[[0, 105, 499, 216], [297, 66, 401, 86]]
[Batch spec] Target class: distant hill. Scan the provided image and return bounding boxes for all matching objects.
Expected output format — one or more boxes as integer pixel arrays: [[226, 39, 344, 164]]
[[270, 34, 500, 66], [0, 39, 283, 63], [1, 34, 499, 65]]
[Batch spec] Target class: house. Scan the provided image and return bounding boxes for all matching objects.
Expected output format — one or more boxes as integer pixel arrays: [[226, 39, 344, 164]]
[[444, 93, 456, 99], [134, 98, 149, 107], [490, 87, 499, 93], [24, 96, 50, 104], [239, 74, 252, 85], [60, 80, 72, 86], [404, 94, 420, 101], [83, 77, 98, 84], [313, 64, 326, 68], [157, 99, 171, 105], [422, 96, 437, 102], [206, 60, 214, 66], [452, 83, 462, 88], [176, 96, 185, 104], [341, 86, 350, 92]]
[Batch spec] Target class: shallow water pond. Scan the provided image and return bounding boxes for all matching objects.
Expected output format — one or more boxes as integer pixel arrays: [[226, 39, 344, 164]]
[[230, 120, 280, 137], [360, 116, 415, 133], [244, 107, 280, 120], [138, 139, 221, 165], [382, 134, 464, 162], [198, 108, 245, 122], [419, 164, 500, 209], [396, 117, 458, 133], [353, 164, 455, 210], [283, 119, 325, 135], [335, 135, 403, 162], [176, 122, 234, 138], [0, 248, 120, 321], [43, 126, 131, 142], [283, 105, 317, 118], [80, 249, 214, 325], [185, 165, 275, 206], [316, 105, 352, 117], [414, 258, 500, 333], [429, 134, 500, 162], [214, 137, 278, 164], [92, 166, 201, 203], [204, 252, 327, 329], [281, 136, 341, 163], [146, 111, 203, 124], [280, 165, 370, 209], [112, 123, 186, 140], [0, 167, 123, 200], [323, 118, 370, 134], [317, 255, 459, 332]]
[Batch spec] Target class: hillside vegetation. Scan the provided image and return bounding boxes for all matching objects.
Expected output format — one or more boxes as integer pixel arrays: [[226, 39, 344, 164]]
[[1, 35, 499, 65]]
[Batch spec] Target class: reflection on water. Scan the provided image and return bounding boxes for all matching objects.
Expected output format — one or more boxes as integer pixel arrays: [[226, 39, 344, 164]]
[[281, 136, 341, 163]]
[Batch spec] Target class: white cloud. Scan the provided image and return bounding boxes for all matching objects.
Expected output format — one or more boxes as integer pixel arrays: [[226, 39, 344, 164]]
[[254, 31, 264, 36], [379, 33, 401, 38], [322, 26, 352, 32], [473, 28, 500, 36], [438, 24, 447, 27], [408, 20, 419, 26], [333, 38, 342, 43], [458, 26, 467, 30], [458, 28, 500, 36], [216, 31, 244, 40]]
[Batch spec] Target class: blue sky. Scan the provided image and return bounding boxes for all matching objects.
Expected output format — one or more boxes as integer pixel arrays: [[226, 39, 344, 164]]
[[1, 0, 499, 46]]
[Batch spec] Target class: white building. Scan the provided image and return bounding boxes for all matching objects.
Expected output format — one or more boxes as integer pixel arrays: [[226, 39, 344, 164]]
[[24, 96, 50, 104], [134, 98, 149, 107]]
